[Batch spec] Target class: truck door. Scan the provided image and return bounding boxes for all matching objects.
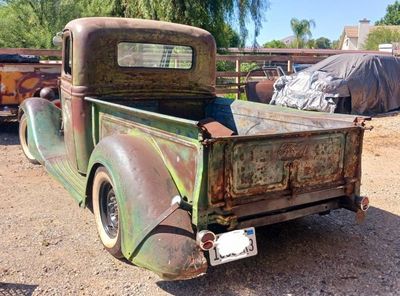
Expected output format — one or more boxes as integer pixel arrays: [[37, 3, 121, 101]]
[[60, 31, 78, 170]]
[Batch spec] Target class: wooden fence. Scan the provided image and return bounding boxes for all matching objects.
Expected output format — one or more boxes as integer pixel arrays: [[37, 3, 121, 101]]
[[0, 48, 62, 57], [1, 47, 392, 100], [216, 48, 391, 99]]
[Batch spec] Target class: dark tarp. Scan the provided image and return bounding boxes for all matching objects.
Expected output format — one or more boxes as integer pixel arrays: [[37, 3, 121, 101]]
[[271, 54, 400, 115], [0, 54, 40, 63]]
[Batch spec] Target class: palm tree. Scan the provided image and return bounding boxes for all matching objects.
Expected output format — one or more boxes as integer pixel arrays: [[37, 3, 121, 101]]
[[290, 18, 316, 48]]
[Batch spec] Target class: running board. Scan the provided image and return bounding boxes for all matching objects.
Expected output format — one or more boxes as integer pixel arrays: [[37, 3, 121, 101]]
[[45, 155, 86, 205]]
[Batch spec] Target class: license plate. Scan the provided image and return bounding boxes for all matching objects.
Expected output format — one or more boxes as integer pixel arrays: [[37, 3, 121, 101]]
[[209, 227, 257, 266]]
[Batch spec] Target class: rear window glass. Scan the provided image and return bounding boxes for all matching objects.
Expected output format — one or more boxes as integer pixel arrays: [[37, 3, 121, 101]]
[[117, 42, 193, 69]]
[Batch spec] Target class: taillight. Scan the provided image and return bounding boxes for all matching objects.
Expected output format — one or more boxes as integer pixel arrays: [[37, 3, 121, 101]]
[[197, 230, 216, 251], [359, 196, 370, 212], [355, 195, 369, 212]]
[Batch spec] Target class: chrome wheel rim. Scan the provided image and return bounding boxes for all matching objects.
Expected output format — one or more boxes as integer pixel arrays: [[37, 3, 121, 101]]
[[99, 182, 119, 238]]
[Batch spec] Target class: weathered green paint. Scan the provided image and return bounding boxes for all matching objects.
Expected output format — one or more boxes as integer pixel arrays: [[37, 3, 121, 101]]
[[86, 135, 207, 279], [19, 98, 86, 204], [19, 17, 369, 280], [20, 98, 63, 163], [87, 98, 210, 228]]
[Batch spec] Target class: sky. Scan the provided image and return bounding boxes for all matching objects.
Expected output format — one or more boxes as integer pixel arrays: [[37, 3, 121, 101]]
[[252, 0, 395, 45]]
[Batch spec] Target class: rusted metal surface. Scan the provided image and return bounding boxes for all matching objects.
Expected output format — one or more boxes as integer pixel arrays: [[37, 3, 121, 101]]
[[207, 129, 358, 205], [0, 63, 60, 108], [237, 199, 340, 229], [220, 47, 392, 55], [97, 111, 200, 200], [198, 117, 234, 138], [87, 135, 207, 280], [21, 17, 370, 280], [60, 17, 216, 173], [205, 98, 367, 229], [245, 67, 284, 104], [64, 17, 216, 99], [231, 187, 346, 218], [0, 48, 61, 57], [18, 98, 64, 163], [245, 80, 275, 104], [227, 134, 345, 196]]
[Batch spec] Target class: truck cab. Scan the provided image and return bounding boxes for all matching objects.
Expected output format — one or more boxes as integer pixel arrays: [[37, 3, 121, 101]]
[[19, 17, 370, 280]]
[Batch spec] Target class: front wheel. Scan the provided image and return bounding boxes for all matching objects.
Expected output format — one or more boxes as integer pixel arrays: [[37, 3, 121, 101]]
[[19, 114, 39, 164], [92, 166, 123, 258]]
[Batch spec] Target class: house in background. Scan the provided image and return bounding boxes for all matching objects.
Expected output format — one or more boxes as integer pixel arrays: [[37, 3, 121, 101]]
[[280, 35, 296, 47], [339, 18, 400, 50], [339, 18, 372, 50]]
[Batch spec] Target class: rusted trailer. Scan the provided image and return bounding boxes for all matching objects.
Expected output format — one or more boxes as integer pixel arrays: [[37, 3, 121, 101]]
[[19, 18, 370, 280], [245, 66, 285, 103], [0, 49, 60, 120]]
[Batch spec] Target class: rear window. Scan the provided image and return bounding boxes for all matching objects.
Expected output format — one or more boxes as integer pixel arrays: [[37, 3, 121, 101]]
[[117, 42, 193, 69]]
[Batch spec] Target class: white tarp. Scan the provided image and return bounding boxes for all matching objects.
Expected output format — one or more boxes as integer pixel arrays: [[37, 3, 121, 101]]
[[271, 54, 400, 115]]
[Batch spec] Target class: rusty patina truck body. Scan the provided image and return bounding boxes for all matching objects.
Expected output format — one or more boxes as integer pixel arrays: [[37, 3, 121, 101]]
[[0, 49, 60, 120], [20, 18, 369, 280]]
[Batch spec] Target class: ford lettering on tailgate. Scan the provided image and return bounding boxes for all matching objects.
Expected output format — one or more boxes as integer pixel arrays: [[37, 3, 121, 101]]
[[229, 133, 346, 197]]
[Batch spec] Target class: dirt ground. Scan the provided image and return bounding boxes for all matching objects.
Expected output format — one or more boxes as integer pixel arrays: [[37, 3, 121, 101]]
[[0, 114, 399, 296]]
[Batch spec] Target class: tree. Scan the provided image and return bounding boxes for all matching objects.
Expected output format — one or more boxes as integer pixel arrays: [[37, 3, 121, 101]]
[[331, 39, 340, 49], [290, 18, 315, 48], [0, 0, 269, 48], [123, 0, 270, 47], [315, 37, 331, 49], [221, 23, 242, 48], [0, 0, 118, 48], [376, 1, 400, 25], [364, 27, 400, 50], [306, 39, 315, 49], [263, 39, 286, 48]]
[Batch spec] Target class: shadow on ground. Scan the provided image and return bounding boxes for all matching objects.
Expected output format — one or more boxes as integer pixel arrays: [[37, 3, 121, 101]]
[[0, 121, 19, 145], [157, 207, 400, 295], [0, 283, 38, 296]]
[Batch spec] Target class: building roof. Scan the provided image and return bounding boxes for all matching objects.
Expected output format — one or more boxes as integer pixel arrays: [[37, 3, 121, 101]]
[[339, 24, 400, 49], [344, 26, 359, 38], [280, 35, 295, 45], [343, 25, 400, 39]]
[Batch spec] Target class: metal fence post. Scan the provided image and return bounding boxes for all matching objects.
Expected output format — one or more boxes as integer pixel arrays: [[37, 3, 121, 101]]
[[236, 58, 241, 100]]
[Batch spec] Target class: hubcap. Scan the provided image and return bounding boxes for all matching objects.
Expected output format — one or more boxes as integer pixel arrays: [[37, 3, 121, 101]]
[[99, 182, 119, 238]]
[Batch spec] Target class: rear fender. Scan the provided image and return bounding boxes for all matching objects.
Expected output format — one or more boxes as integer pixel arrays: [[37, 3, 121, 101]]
[[86, 135, 207, 280], [19, 98, 63, 163]]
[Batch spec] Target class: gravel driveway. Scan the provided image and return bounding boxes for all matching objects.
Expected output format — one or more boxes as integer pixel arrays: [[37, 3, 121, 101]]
[[0, 114, 399, 296]]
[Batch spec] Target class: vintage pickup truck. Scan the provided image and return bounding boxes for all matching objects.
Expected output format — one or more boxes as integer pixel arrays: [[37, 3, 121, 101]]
[[0, 49, 60, 120], [19, 17, 370, 280]]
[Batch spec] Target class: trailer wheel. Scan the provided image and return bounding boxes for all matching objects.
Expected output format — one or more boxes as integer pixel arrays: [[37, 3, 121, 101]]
[[92, 166, 123, 258], [19, 114, 39, 164]]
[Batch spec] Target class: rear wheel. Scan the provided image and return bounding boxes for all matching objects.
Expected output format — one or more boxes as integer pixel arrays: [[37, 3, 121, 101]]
[[92, 166, 123, 258], [18, 114, 39, 164]]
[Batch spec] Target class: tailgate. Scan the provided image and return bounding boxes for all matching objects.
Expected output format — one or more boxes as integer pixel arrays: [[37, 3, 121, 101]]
[[208, 127, 363, 204]]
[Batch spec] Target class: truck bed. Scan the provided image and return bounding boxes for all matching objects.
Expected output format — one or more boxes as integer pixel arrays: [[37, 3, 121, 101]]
[[88, 96, 366, 228], [101, 96, 363, 135], [204, 99, 365, 227], [207, 98, 362, 135]]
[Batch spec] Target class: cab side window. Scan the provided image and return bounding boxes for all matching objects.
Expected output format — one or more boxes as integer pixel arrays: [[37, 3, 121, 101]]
[[64, 36, 72, 75]]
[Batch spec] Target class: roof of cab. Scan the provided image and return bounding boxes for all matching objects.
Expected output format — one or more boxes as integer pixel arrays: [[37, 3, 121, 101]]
[[62, 17, 216, 99], [65, 17, 213, 40]]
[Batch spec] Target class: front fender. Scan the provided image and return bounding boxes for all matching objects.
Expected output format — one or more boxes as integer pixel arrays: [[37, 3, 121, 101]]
[[19, 98, 63, 163], [86, 135, 207, 280]]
